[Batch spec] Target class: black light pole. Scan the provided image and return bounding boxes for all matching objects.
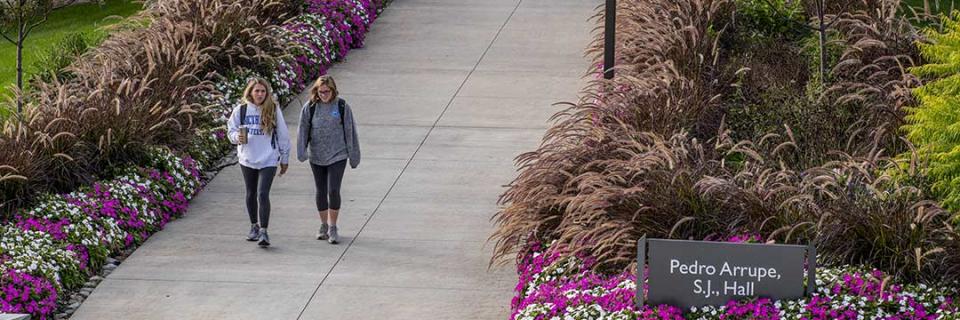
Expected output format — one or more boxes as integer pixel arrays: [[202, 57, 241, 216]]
[[604, 0, 616, 79]]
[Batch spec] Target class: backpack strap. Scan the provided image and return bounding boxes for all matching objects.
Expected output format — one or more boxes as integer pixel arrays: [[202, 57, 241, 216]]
[[239, 104, 247, 125], [271, 130, 277, 150], [338, 98, 345, 126], [269, 106, 277, 150], [338, 98, 348, 143], [306, 101, 317, 144]]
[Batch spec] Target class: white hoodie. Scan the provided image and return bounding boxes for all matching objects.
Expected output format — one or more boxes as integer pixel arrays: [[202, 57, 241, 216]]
[[227, 102, 291, 169]]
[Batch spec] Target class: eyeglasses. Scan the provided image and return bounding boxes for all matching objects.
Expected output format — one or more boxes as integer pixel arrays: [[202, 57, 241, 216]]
[[319, 89, 332, 94]]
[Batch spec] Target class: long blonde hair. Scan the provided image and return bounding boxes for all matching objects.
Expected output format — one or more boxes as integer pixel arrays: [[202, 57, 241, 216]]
[[309, 75, 339, 103], [242, 77, 277, 134]]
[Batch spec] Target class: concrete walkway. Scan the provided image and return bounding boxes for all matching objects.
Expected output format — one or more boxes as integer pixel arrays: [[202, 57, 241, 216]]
[[71, 0, 593, 319]]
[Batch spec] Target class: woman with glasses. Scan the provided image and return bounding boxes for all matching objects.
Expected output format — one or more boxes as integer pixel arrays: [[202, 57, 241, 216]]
[[296, 75, 361, 244]]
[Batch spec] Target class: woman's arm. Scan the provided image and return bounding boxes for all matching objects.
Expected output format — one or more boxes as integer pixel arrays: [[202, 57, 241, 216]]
[[227, 105, 242, 144], [276, 106, 292, 164], [344, 101, 361, 168], [296, 102, 311, 162]]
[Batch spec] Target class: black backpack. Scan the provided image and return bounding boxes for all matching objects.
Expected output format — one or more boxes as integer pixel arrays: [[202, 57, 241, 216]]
[[239, 104, 279, 149], [305, 98, 346, 145]]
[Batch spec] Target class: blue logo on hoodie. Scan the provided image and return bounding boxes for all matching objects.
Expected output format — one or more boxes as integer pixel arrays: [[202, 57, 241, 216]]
[[330, 109, 340, 118]]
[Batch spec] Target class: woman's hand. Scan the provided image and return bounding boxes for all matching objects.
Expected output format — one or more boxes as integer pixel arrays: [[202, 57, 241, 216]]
[[238, 127, 248, 144], [279, 163, 289, 176]]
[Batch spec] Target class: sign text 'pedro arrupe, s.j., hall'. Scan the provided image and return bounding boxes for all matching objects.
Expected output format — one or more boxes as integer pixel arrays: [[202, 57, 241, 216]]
[[637, 238, 816, 309]]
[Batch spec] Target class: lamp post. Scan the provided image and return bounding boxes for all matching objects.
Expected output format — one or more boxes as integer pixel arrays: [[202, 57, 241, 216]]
[[604, 0, 615, 79]]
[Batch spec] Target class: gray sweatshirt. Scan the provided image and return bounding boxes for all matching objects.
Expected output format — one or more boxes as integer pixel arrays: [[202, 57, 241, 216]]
[[296, 98, 361, 168]]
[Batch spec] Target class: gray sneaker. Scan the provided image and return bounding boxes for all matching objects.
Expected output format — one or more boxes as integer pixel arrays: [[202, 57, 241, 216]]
[[258, 229, 270, 247], [246, 224, 259, 241], [327, 226, 339, 244], [316, 224, 329, 240]]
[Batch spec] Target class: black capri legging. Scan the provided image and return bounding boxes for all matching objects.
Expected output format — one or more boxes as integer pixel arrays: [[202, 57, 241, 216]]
[[310, 160, 347, 211], [240, 165, 277, 228]]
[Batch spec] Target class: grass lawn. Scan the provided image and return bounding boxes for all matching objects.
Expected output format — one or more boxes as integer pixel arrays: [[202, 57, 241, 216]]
[[0, 0, 143, 94]]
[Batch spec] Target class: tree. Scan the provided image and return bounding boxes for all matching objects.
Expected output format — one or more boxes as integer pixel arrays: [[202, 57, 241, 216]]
[[0, 0, 98, 114], [761, 0, 855, 83]]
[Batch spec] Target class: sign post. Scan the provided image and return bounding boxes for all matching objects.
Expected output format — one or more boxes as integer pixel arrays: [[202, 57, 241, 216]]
[[604, 0, 615, 79], [636, 238, 816, 310]]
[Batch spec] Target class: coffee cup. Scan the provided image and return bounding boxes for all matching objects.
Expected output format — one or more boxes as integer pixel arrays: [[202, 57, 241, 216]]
[[239, 127, 248, 144]]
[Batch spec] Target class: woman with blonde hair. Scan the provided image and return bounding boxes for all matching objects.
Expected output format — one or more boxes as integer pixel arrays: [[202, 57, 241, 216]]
[[297, 75, 360, 244], [227, 77, 291, 248]]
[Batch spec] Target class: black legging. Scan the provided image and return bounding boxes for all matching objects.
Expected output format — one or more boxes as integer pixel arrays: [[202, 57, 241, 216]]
[[310, 160, 347, 211], [240, 165, 277, 228]]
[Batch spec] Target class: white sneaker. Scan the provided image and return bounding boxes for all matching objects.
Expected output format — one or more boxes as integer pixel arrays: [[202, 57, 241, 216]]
[[327, 226, 339, 245], [317, 224, 329, 240]]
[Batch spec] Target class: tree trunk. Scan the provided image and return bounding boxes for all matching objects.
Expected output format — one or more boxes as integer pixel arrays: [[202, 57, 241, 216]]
[[15, 0, 24, 114], [924, 0, 931, 15], [16, 16, 23, 113]]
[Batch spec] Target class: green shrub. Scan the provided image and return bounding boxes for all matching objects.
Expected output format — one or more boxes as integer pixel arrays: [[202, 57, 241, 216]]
[[903, 13, 960, 212], [734, 0, 807, 39]]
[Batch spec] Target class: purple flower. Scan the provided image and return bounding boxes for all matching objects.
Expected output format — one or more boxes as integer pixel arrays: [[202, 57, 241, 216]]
[[721, 298, 779, 319], [65, 244, 90, 271], [0, 269, 58, 320]]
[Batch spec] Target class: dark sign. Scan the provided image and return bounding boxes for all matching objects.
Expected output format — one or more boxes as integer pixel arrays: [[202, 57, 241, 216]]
[[637, 238, 815, 309]]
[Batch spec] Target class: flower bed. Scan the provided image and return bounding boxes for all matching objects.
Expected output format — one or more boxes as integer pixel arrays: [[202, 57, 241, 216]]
[[278, 0, 377, 93], [0, 147, 200, 317], [0, 0, 385, 319], [512, 241, 960, 320]]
